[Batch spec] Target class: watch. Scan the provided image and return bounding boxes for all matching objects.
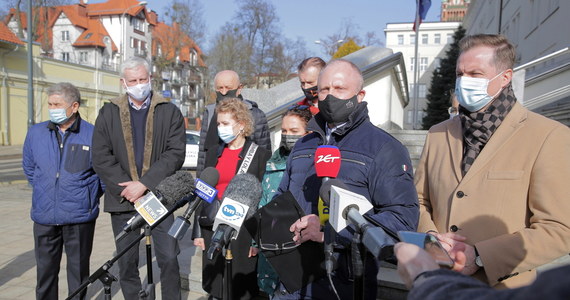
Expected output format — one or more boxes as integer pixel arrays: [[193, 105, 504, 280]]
[[474, 247, 483, 267]]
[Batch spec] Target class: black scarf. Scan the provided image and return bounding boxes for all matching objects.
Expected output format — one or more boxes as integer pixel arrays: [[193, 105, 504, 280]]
[[459, 84, 517, 175]]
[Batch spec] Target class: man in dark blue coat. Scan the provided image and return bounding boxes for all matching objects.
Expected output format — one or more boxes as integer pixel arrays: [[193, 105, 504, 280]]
[[276, 59, 419, 299], [23, 82, 103, 300]]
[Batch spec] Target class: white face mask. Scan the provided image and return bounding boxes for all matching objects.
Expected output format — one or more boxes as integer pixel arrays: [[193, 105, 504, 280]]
[[218, 125, 238, 144], [124, 80, 151, 100], [455, 72, 503, 112]]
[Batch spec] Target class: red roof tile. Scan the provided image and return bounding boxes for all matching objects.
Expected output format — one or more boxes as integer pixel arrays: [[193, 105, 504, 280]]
[[0, 21, 24, 45], [73, 19, 118, 51], [152, 21, 205, 67]]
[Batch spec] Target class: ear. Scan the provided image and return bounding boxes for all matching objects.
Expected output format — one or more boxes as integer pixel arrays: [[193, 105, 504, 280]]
[[236, 84, 243, 96], [501, 69, 513, 88], [356, 89, 366, 103], [71, 101, 80, 113]]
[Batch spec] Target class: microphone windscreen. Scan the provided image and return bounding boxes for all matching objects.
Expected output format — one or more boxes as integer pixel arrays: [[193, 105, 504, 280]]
[[155, 170, 195, 205], [200, 167, 220, 187], [314, 145, 341, 178], [223, 173, 262, 219], [319, 178, 347, 206]]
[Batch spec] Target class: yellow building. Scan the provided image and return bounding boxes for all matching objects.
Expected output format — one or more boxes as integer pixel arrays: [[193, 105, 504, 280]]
[[1, 24, 120, 145]]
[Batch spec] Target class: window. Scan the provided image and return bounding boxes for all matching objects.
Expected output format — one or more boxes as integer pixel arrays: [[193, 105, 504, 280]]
[[421, 34, 428, 44], [409, 57, 415, 71], [84, 33, 92, 39], [418, 84, 427, 98], [130, 37, 138, 49], [420, 57, 428, 72], [406, 110, 413, 124], [62, 31, 69, 41], [157, 43, 162, 56], [191, 49, 197, 66], [62, 52, 70, 62], [410, 34, 416, 45], [434, 33, 441, 44], [446, 33, 453, 44], [133, 18, 144, 32], [397, 34, 404, 45], [79, 51, 88, 63], [434, 57, 442, 70]]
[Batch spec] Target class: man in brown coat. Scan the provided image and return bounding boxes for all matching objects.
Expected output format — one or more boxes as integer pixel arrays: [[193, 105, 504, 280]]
[[416, 34, 570, 288]]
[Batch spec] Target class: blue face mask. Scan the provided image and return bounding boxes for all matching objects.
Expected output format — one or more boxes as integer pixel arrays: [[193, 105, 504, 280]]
[[455, 72, 503, 112], [49, 104, 72, 124], [218, 124, 238, 144]]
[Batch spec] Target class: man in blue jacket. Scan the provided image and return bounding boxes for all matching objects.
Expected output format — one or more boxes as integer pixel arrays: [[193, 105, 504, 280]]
[[23, 82, 103, 300], [277, 59, 419, 299]]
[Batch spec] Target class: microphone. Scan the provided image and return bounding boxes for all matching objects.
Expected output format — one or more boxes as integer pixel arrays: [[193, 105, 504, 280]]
[[206, 173, 262, 261], [168, 167, 220, 240], [314, 145, 341, 274], [319, 179, 395, 260], [116, 170, 195, 241]]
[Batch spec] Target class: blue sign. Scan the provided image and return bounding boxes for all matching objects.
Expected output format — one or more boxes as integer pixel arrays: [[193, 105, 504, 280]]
[[162, 90, 172, 98]]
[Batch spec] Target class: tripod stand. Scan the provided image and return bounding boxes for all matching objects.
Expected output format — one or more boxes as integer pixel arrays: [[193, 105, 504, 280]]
[[66, 197, 189, 300]]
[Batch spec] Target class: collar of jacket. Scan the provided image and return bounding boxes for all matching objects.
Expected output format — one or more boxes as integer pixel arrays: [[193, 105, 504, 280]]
[[307, 101, 369, 144], [47, 112, 82, 133], [216, 138, 254, 159], [110, 91, 170, 181]]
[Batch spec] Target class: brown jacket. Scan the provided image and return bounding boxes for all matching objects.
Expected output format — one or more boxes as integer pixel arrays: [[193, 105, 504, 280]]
[[416, 102, 570, 288]]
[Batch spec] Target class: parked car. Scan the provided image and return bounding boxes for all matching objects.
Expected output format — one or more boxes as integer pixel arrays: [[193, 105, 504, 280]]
[[183, 130, 200, 169]]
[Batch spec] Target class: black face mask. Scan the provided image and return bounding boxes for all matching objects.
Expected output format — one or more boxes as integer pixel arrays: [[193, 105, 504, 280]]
[[318, 94, 358, 125], [215, 89, 239, 103], [302, 86, 318, 101]]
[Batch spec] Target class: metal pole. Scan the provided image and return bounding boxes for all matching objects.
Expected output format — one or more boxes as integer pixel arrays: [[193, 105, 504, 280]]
[[27, 0, 33, 128], [412, 0, 421, 129]]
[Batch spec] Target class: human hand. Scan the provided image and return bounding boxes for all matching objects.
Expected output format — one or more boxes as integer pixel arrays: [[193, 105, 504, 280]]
[[118, 181, 147, 202], [289, 214, 324, 244], [248, 247, 259, 258], [193, 238, 205, 250], [433, 232, 474, 274], [394, 242, 439, 289]]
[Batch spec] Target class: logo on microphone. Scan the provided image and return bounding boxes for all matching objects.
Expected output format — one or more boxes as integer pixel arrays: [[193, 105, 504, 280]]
[[220, 203, 246, 221], [316, 154, 340, 164], [195, 179, 218, 203]]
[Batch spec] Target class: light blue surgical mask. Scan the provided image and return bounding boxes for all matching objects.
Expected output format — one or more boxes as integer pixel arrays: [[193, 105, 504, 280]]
[[455, 72, 503, 112], [49, 104, 72, 124], [218, 125, 238, 144]]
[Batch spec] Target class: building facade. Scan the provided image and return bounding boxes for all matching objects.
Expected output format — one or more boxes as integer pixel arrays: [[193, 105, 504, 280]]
[[384, 21, 461, 129], [441, 0, 471, 22]]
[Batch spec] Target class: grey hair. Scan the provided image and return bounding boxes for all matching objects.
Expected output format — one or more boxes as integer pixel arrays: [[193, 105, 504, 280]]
[[47, 82, 81, 105], [120, 57, 151, 77]]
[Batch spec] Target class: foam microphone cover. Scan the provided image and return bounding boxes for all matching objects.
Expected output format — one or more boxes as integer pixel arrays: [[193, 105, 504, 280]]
[[314, 145, 341, 178], [155, 170, 195, 206], [223, 173, 262, 219], [319, 178, 347, 206], [200, 167, 220, 187]]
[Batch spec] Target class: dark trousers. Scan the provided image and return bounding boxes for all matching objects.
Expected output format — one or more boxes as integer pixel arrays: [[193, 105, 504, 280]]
[[110, 211, 181, 300], [33, 221, 96, 300]]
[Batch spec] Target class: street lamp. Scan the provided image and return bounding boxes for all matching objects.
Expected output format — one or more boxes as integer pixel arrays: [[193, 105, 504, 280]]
[[314, 39, 344, 57], [121, 1, 147, 64]]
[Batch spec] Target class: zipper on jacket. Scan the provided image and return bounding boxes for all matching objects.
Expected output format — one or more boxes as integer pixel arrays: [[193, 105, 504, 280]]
[[291, 154, 312, 160], [54, 130, 71, 223], [341, 157, 366, 166]]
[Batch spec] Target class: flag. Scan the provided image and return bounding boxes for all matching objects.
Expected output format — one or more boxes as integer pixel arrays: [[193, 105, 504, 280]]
[[413, 0, 431, 32]]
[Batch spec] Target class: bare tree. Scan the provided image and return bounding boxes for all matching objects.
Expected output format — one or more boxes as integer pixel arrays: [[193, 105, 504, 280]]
[[316, 18, 385, 58], [207, 23, 253, 82], [162, 0, 206, 46]]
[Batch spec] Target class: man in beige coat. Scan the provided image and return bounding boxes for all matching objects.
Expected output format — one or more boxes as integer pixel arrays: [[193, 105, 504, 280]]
[[416, 34, 570, 288]]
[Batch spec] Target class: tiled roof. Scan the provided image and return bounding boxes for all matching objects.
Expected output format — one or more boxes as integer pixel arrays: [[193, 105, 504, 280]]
[[0, 21, 24, 45], [60, 4, 89, 29], [73, 19, 118, 51], [88, 0, 147, 18]]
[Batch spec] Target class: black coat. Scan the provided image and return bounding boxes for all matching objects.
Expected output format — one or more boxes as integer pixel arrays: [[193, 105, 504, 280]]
[[92, 93, 186, 212], [193, 139, 270, 300]]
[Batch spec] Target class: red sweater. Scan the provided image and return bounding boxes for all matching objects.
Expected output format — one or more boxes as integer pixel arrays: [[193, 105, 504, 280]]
[[215, 146, 242, 198]]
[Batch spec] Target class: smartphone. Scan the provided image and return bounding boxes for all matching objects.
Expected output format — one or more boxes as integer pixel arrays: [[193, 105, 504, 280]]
[[397, 231, 454, 268]]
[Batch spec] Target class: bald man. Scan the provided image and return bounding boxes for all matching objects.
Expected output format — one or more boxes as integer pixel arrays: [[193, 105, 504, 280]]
[[274, 59, 419, 299], [196, 70, 270, 175]]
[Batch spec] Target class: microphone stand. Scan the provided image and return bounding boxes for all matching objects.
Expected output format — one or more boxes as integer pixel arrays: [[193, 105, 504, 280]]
[[224, 240, 234, 300], [139, 225, 156, 300], [351, 232, 364, 300], [66, 197, 190, 300]]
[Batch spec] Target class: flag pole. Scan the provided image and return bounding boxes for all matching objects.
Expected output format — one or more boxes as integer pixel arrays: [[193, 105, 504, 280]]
[[412, 0, 421, 129]]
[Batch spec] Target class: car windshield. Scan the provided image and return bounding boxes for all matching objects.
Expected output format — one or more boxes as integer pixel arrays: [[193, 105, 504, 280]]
[[186, 133, 199, 145]]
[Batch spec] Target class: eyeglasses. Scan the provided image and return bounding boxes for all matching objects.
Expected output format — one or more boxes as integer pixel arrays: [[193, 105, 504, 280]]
[[259, 239, 299, 251], [288, 104, 310, 111]]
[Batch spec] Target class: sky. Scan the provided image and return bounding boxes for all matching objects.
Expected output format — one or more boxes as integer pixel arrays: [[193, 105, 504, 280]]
[[27, 0, 442, 56]]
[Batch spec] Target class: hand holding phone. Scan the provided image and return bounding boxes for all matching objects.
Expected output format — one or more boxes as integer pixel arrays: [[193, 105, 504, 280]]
[[397, 231, 454, 268]]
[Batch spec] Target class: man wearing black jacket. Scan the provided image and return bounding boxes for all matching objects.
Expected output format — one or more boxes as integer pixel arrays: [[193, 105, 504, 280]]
[[196, 70, 270, 176], [92, 57, 185, 300]]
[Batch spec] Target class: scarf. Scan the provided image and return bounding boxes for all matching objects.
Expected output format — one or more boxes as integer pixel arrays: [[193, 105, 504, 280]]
[[459, 84, 517, 175]]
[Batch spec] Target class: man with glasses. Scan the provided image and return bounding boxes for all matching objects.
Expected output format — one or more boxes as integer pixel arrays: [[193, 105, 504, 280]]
[[92, 56, 186, 299]]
